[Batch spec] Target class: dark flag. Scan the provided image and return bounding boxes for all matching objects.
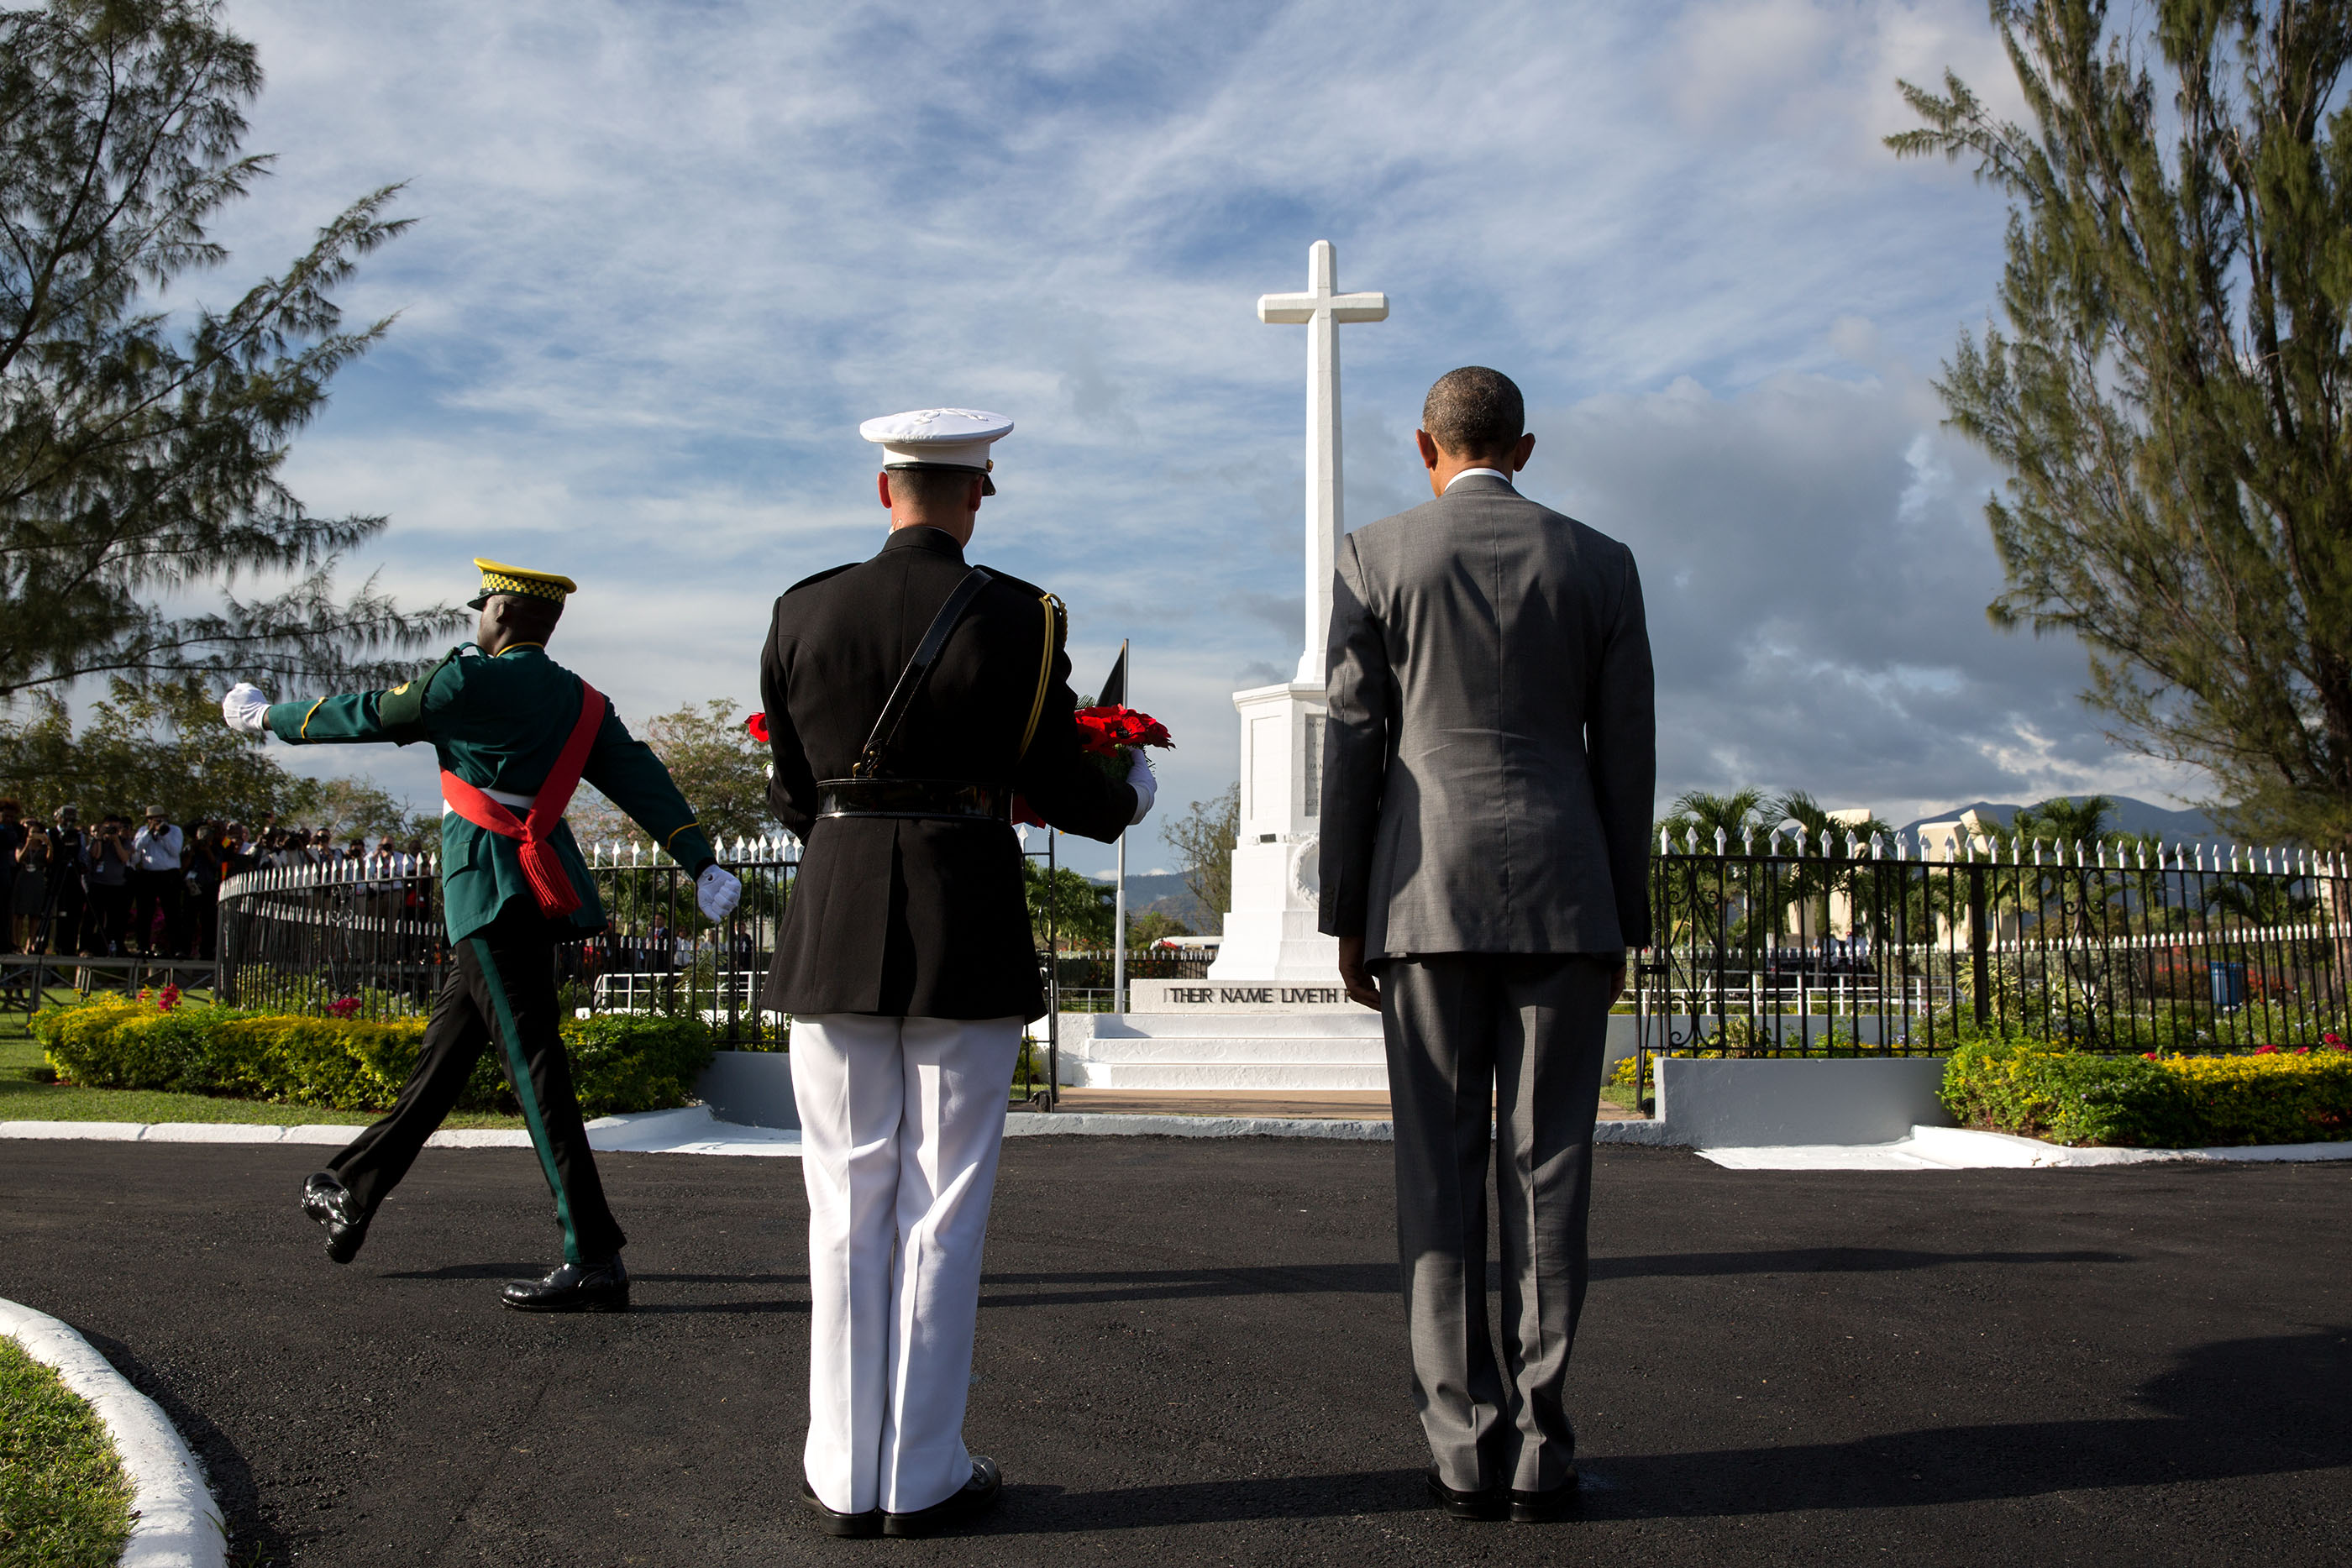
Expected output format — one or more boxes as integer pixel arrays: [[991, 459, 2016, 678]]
[[1095, 640, 1128, 708]]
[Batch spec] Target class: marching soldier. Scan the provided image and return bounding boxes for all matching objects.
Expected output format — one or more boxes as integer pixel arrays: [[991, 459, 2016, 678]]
[[219, 561, 743, 1313], [761, 409, 1152, 1539]]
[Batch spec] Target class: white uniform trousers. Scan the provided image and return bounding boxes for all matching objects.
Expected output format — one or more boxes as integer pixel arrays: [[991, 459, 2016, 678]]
[[790, 1012, 1021, 1516]]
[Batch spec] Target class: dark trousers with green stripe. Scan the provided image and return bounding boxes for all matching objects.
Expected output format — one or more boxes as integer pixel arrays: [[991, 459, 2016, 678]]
[[328, 910, 625, 1264]]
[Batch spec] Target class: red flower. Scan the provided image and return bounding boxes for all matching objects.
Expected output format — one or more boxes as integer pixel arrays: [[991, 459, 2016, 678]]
[[2254, 1043, 2280, 1054], [158, 984, 180, 1013], [2296, 1046, 2313, 1055], [2142, 1052, 2158, 1060], [2326, 1032, 2344, 1047], [328, 997, 360, 1020], [1074, 705, 1173, 756], [746, 712, 770, 745]]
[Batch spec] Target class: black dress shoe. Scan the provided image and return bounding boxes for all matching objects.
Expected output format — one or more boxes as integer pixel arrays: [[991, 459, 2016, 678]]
[[881, 1455, 1001, 1538], [501, 1256, 629, 1313], [1425, 1466, 1508, 1521], [1509, 1467, 1583, 1523], [301, 1172, 369, 1264], [801, 1477, 881, 1539]]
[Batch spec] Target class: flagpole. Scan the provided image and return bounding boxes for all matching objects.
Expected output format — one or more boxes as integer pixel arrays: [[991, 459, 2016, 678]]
[[1114, 638, 1131, 1015]]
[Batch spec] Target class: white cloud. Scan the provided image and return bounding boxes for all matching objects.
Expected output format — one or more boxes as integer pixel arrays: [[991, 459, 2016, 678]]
[[144, 0, 2194, 878]]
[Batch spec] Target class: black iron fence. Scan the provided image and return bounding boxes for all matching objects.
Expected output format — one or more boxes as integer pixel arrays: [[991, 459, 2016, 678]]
[[1635, 829, 2350, 1082], [214, 829, 1083, 1105]]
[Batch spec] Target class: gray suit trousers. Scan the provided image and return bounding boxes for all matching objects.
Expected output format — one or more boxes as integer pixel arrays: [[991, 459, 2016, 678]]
[[1383, 952, 1612, 1494]]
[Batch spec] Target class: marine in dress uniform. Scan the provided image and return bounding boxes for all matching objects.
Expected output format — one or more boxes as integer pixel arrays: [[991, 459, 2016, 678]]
[[218, 562, 743, 1313], [761, 409, 1153, 1539]]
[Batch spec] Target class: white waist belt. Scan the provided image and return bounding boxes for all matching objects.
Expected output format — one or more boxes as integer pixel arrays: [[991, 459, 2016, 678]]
[[443, 784, 538, 815]]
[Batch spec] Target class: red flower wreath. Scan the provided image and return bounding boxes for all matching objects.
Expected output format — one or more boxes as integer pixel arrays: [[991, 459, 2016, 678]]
[[1014, 705, 1173, 826]]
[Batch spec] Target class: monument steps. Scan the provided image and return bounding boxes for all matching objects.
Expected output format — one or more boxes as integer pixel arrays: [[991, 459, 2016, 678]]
[[1068, 1059, 1389, 1092], [1076, 1036, 1383, 1067], [1063, 1000, 1390, 1091]]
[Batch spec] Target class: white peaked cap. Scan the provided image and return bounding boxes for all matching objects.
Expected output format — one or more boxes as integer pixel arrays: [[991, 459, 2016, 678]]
[[860, 408, 1013, 491]]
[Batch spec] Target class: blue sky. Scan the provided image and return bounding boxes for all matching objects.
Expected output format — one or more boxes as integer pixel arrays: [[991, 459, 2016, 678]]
[[198, 0, 2196, 876]]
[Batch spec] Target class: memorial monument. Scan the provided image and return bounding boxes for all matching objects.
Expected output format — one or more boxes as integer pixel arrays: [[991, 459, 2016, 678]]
[[1064, 240, 1389, 1092], [1208, 239, 1386, 983]]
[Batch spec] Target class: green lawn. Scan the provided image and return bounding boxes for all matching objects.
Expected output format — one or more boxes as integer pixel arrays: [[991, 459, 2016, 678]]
[[0, 991, 526, 1130], [1597, 1082, 1645, 1113], [0, 1335, 134, 1568]]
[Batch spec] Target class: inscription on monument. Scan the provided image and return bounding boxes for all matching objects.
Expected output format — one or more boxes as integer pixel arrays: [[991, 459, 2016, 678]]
[[1126, 978, 1359, 1015], [1161, 985, 1343, 1005]]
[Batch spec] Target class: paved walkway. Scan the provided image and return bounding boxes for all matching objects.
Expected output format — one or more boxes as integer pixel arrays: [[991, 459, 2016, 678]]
[[3, 1141, 2346, 1565]]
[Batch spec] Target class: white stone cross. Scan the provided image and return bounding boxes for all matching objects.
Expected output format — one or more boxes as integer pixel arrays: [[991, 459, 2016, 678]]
[[1258, 239, 1387, 686]]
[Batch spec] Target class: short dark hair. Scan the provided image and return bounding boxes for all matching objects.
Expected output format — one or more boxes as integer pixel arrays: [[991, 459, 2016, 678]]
[[885, 465, 983, 511], [1421, 366, 1525, 458], [495, 594, 563, 641]]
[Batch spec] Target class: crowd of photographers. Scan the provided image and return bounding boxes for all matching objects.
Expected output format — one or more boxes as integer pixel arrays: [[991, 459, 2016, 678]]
[[0, 799, 428, 961]]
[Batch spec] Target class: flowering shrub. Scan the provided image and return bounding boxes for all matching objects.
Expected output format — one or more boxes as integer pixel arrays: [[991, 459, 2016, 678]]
[[33, 993, 719, 1118], [1941, 1039, 2352, 1147], [326, 997, 361, 1020]]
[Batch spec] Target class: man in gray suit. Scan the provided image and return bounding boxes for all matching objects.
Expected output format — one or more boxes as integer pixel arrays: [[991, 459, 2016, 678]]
[[1319, 365, 1654, 1524]]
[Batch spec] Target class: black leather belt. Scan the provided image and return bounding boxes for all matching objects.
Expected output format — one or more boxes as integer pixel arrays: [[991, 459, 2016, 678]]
[[816, 779, 1010, 823]]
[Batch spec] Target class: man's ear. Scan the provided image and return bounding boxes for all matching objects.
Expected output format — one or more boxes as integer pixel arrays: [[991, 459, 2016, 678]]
[[968, 475, 987, 512], [1510, 432, 1536, 473], [877, 471, 895, 510], [1416, 429, 1441, 470]]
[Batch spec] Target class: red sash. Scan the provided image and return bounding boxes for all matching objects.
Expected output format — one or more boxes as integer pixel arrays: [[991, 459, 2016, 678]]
[[440, 679, 606, 919]]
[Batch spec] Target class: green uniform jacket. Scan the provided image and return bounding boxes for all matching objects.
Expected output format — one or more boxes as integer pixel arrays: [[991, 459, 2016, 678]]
[[267, 645, 716, 942]]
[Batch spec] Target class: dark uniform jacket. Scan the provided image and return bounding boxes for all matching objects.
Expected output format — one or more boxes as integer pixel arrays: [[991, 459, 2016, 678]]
[[759, 527, 1137, 1021], [1319, 475, 1656, 957]]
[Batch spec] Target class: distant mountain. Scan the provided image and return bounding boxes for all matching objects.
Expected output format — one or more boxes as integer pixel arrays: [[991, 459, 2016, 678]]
[[1898, 795, 2222, 843], [1087, 870, 1210, 931]]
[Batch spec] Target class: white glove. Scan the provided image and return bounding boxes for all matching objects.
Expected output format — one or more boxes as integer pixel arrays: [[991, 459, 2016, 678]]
[[1126, 749, 1157, 825], [696, 863, 743, 921], [221, 681, 271, 736]]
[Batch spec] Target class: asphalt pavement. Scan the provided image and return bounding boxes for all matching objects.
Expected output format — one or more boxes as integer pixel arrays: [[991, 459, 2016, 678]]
[[2, 1137, 2347, 1566]]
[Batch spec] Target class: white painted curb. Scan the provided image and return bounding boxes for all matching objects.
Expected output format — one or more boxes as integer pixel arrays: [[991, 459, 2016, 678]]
[[0, 1298, 226, 1568], [1698, 1124, 2352, 1171]]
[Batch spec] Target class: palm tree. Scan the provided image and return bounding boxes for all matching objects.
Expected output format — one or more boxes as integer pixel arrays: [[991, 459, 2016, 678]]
[[1650, 789, 1769, 999], [2003, 796, 2150, 1033], [1765, 790, 1894, 946], [1654, 788, 1767, 852]]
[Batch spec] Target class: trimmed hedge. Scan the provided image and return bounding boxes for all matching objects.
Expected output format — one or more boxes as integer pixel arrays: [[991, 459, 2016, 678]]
[[34, 994, 719, 1119], [1940, 1039, 2352, 1147]]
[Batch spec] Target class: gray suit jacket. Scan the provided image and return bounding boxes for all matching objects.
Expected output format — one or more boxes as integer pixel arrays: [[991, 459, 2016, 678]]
[[1317, 475, 1655, 957]]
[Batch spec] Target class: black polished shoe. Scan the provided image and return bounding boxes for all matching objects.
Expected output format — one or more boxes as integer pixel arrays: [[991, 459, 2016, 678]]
[[880, 1456, 1002, 1539], [1425, 1466, 1508, 1521], [500, 1256, 629, 1313], [301, 1172, 369, 1265], [1509, 1467, 1583, 1523], [801, 1477, 881, 1539]]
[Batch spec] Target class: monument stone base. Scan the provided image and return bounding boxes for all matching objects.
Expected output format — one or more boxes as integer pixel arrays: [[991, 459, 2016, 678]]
[[1060, 979, 1384, 1092]]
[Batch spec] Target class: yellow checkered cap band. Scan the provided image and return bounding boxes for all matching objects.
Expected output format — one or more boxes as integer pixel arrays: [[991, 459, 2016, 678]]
[[471, 558, 575, 605]]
